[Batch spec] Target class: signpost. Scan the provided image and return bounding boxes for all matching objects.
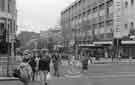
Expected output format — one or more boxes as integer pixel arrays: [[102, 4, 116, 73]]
[[113, 0, 122, 38], [113, 0, 122, 62]]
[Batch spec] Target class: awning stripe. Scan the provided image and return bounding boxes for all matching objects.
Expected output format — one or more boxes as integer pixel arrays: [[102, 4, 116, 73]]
[[93, 41, 112, 45]]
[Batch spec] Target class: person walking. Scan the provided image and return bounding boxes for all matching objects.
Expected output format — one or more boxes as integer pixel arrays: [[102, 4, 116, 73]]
[[52, 52, 60, 77], [39, 49, 51, 85], [88, 53, 93, 64], [28, 54, 37, 81], [81, 53, 89, 72], [16, 50, 32, 85]]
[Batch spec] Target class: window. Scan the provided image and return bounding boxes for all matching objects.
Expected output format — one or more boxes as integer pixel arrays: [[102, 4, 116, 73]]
[[131, 0, 134, 6], [106, 20, 113, 26], [0, 0, 5, 11], [131, 22, 134, 29], [99, 22, 104, 28], [93, 7, 97, 13], [125, 1, 128, 8], [87, 9, 91, 15], [99, 3, 104, 10], [107, 0, 113, 7], [125, 24, 128, 29], [8, 0, 12, 13]]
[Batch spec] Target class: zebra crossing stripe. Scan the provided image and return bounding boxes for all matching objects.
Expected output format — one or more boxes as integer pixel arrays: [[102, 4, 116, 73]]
[[64, 74, 82, 78], [67, 70, 81, 75]]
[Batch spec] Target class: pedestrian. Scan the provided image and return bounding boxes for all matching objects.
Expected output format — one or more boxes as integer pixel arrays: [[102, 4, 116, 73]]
[[81, 53, 88, 72], [129, 56, 132, 64], [52, 52, 60, 77], [88, 53, 93, 64], [28, 53, 37, 81], [35, 55, 40, 81], [16, 51, 32, 85], [39, 49, 51, 85]]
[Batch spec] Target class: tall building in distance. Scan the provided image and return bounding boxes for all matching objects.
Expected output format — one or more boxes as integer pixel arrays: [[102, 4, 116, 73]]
[[0, 0, 17, 76], [61, 0, 135, 58]]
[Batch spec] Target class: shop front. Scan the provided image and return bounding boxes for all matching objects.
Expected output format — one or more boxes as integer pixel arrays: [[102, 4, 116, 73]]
[[78, 43, 112, 59], [121, 40, 135, 59], [93, 41, 113, 58]]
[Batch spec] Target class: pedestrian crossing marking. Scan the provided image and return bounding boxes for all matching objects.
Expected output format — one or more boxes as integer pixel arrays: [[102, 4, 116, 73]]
[[64, 74, 82, 78], [67, 70, 81, 75]]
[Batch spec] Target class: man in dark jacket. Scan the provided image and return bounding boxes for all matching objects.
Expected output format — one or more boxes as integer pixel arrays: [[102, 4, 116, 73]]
[[39, 49, 51, 85], [29, 55, 36, 81]]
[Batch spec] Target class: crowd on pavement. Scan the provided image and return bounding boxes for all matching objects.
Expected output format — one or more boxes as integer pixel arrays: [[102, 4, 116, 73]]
[[13, 48, 95, 85], [13, 49, 62, 85]]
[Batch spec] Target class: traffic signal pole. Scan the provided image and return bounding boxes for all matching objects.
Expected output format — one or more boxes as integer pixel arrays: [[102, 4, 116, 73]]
[[113, 38, 121, 63]]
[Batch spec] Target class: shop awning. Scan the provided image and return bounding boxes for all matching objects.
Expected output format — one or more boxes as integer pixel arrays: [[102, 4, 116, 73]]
[[93, 41, 112, 45], [55, 45, 64, 48], [122, 40, 135, 44], [79, 44, 95, 47]]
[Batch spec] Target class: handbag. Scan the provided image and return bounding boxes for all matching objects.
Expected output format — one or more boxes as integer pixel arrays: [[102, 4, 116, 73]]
[[13, 68, 20, 78]]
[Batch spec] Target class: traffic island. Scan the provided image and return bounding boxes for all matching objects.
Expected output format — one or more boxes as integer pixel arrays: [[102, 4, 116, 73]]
[[0, 77, 22, 85], [0, 77, 42, 85]]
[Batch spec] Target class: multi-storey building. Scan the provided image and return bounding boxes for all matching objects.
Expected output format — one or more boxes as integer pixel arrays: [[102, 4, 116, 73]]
[[0, 0, 17, 76], [61, 0, 135, 58]]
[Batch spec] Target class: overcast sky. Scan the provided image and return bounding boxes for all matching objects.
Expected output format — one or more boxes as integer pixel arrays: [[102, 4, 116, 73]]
[[17, 0, 75, 33]]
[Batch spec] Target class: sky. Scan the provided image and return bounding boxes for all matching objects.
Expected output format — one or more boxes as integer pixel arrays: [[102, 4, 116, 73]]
[[16, 0, 75, 33]]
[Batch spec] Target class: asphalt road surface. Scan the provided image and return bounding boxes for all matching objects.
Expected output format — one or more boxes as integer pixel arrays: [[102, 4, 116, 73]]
[[48, 62, 135, 85]]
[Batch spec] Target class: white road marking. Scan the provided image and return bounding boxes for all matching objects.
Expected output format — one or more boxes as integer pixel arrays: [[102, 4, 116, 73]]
[[67, 70, 81, 74], [87, 74, 135, 79], [64, 74, 82, 78]]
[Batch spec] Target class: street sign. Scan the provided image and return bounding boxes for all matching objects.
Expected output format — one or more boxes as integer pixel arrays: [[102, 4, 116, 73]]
[[113, 0, 122, 38]]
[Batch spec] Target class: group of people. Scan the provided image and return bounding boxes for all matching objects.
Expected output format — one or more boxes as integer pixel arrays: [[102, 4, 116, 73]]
[[13, 49, 61, 85]]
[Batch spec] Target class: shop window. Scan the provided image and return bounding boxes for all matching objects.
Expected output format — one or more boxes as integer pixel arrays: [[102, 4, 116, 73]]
[[130, 22, 135, 35]]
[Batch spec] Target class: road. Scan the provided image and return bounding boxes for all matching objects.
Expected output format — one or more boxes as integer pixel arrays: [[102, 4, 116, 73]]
[[48, 60, 135, 85]]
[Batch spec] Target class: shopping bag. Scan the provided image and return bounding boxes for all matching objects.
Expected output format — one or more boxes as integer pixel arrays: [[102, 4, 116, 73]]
[[46, 72, 52, 80]]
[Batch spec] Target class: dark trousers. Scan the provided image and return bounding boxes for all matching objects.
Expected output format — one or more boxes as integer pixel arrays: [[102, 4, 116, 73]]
[[53, 63, 59, 76]]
